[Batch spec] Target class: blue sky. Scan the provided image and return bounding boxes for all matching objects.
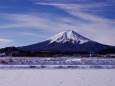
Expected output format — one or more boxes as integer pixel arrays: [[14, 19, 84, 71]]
[[0, 0, 115, 48]]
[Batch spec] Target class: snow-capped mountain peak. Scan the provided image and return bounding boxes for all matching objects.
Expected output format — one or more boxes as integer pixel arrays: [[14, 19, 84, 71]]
[[19, 30, 115, 52], [49, 30, 92, 44]]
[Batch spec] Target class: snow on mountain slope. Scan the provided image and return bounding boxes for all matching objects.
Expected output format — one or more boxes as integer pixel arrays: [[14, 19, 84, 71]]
[[18, 30, 115, 52], [49, 30, 93, 44]]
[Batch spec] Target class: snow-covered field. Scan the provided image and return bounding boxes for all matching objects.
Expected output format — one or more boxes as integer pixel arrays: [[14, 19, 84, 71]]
[[0, 57, 115, 69], [0, 69, 115, 86]]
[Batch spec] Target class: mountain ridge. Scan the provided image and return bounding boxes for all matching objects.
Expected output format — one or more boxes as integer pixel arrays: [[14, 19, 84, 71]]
[[18, 30, 115, 52]]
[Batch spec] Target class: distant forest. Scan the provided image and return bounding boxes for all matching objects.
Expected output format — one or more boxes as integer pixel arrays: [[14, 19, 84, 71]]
[[0, 47, 115, 57]]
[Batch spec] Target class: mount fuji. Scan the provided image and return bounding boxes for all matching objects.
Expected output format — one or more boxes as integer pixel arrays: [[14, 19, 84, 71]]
[[19, 30, 115, 52]]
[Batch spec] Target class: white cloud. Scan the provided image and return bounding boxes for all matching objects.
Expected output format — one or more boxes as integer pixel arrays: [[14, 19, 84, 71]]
[[36, 2, 115, 22], [0, 39, 13, 43], [0, 2, 115, 46], [20, 32, 47, 38], [0, 14, 63, 30], [35, 2, 115, 46]]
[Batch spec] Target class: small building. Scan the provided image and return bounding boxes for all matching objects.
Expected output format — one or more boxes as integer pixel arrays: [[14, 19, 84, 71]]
[[0, 52, 6, 57], [106, 54, 115, 58]]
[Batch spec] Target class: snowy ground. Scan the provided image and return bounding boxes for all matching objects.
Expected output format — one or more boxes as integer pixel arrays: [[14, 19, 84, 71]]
[[0, 69, 115, 86], [0, 57, 115, 69]]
